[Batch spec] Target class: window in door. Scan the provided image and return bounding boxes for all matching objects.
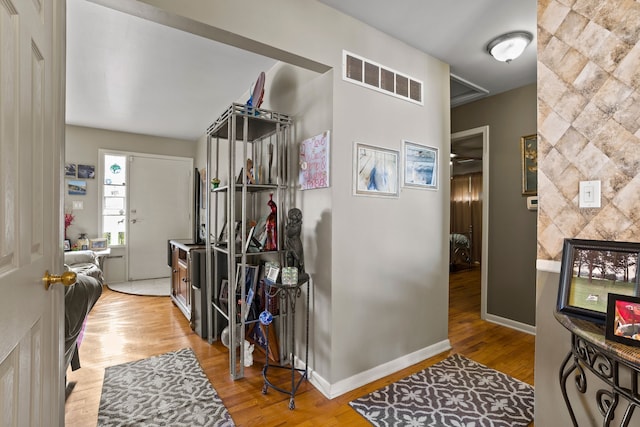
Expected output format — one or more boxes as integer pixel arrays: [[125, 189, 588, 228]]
[[102, 154, 127, 246]]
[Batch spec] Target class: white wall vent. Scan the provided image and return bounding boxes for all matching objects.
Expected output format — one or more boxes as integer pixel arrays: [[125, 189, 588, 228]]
[[343, 50, 423, 105]]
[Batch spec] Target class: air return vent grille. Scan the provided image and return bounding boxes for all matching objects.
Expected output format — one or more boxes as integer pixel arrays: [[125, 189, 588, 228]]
[[343, 50, 423, 105]]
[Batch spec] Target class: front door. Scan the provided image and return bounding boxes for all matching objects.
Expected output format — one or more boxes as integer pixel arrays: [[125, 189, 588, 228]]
[[128, 155, 192, 280], [0, 0, 64, 424]]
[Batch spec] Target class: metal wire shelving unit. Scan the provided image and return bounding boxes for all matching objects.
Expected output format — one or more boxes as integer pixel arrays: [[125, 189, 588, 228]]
[[205, 103, 292, 379]]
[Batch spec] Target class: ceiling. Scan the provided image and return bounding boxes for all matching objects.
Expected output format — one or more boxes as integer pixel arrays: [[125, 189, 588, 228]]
[[66, 0, 537, 142]]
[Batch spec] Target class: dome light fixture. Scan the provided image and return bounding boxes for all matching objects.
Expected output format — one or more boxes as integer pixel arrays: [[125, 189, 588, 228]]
[[486, 31, 533, 63]]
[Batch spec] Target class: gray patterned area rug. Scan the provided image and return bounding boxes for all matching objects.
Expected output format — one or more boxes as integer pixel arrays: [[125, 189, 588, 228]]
[[350, 354, 534, 427], [98, 348, 234, 426]]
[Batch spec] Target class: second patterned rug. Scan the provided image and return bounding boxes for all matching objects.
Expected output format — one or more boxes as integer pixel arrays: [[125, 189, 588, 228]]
[[349, 353, 534, 427]]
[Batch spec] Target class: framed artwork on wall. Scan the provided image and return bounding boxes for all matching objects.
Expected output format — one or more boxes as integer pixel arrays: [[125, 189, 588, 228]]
[[521, 134, 537, 195], [77, 164, 95, 179], [556, 238, 640, 324], [353, 142, 399, 197], [299, 130, 330, 190], [65, 163, 77, 178], [67, 180, 87, 196], [402, 140, 438, 189]]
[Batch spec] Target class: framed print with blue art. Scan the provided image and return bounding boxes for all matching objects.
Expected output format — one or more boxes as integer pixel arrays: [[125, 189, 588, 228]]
[[353, 142, 399, 197], [403, 140, 438, 190]]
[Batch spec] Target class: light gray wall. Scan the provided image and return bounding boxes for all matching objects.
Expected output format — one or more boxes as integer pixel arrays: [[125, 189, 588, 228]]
[[262, 62, 334, 378], [149, 0, 451, 388], [65, 125, 196, 244], [451, 84, 537, 326]]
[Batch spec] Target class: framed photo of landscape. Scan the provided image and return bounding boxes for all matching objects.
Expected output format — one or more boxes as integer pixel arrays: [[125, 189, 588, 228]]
[[556, 238, 640, 324]]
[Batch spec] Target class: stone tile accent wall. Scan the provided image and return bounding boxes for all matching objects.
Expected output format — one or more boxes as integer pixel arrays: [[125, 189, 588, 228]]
[[537, 0, 640, 260]]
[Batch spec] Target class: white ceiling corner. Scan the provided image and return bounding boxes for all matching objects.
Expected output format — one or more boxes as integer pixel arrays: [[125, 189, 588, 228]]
[[65, 0, 277, 141]]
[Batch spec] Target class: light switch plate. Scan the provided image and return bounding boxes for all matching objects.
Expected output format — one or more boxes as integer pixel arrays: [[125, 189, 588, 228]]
[[579, 180, 601, 208], [72, 200, 84, 210]]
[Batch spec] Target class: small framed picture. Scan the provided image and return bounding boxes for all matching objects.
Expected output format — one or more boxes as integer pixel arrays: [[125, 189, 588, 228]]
[[77, 164, 96, 179], [67, 180, 87, 196], [217, 220, 241, 244], [65, 163, 77, 178], [266, 264, 280, 283], [606, 293, 640, 347], [403, 140, 438, 189], [521, 134, 537, 196], [244, 226, 262, 253], [89, 238, 107, 250], [63, 239, 71, 252]]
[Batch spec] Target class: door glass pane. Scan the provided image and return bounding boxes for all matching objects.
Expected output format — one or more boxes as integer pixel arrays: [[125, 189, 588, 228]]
[[102, 154, 127, 246]]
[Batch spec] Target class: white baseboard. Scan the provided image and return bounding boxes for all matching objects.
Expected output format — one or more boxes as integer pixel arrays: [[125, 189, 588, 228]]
[[485, 313, 536, 335], [303, 339, 451, 400]]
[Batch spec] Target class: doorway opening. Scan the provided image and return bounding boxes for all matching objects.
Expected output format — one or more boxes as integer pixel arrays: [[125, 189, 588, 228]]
[[98, 149, 194, 283], [450, 126, 489, 319]]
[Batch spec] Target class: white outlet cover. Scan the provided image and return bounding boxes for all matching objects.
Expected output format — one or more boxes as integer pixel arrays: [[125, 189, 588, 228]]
[[579, 180, 601, 208], [72, 200, 84, 210]]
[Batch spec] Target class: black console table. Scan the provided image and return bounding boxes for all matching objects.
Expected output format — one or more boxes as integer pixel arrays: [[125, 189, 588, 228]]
[[555, 312, 640, 426], [261, 275, 310, 410]]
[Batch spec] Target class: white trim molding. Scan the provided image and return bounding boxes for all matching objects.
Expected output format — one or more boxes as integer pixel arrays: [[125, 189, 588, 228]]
[[306, 339, 451, 400], [485, 313, 536, 335], [537, 259, 561, 273]]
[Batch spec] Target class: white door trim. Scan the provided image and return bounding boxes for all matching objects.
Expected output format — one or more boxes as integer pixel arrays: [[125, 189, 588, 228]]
[[451, 126, 489, 320]]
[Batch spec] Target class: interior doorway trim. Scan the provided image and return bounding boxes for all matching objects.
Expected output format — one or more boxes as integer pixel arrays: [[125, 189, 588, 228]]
[[451, 125, 489, 320]]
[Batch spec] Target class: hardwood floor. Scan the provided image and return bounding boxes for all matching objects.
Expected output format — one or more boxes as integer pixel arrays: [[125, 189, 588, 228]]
[[65, 267, 534, 426]]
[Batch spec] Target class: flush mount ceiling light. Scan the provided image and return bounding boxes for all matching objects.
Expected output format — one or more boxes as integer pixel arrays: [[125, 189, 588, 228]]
[[486, 31, 533, 63]]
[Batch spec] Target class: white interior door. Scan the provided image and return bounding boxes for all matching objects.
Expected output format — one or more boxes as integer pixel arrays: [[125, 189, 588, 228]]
[[0, 0, 64, 424], [128, 155, 192, 280]]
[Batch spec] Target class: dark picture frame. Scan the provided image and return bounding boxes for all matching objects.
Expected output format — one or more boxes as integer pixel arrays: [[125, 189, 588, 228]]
[[606, 293, 640, 347], [557, 238, 640, 324], [63, 239, 71, 251], [521, 134, 537, 196]]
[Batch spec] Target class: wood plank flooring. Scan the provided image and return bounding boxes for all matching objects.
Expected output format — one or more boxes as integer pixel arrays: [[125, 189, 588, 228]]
[[65, 267, 534, 426]]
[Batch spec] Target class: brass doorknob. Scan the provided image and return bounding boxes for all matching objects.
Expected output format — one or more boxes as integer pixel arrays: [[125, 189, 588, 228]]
[[42, 270, 76, 290]]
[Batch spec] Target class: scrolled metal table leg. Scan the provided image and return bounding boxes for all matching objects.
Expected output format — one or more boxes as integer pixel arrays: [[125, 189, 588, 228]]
[[560, 350, 581, 427]]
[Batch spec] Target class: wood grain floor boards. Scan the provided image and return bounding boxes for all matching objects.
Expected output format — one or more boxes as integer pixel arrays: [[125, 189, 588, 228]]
[[65, 266, 534, 426]]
